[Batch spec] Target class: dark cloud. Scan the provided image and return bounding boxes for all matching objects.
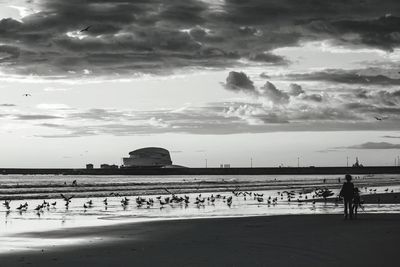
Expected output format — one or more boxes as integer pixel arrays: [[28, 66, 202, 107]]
[[248, 52, 288, 64], [223, 72, 295, 105], [323, 15, 400, 51], [301, 93, 323, 102], [2, 0, 400, 76], [260, 81, 290, 105], [224, 71, 255, 92], [15, 114, 62, 120], [349, 88, 400, 107], [344, 142, 400, 149], [0, 45, 20, 62], [0, 104, 16, 107], [288, 83, 304, 96], [382, 135, 400, 139]]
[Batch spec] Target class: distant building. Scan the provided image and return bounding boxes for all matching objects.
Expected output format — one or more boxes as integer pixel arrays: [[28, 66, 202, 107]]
[[220, 164, 231, 168], [86, 164, 94, 169], [123, 147, 172, 168], [100, 164, 118, 169]]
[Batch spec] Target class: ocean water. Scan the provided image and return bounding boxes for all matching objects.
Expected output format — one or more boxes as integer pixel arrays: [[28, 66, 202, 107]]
[[1, 174, 400, 254], [1, 174, 399, 200]]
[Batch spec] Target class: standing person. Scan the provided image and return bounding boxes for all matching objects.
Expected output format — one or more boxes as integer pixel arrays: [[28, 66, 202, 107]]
[[339, 174, 355, 219], [352, 188, 362, 219]]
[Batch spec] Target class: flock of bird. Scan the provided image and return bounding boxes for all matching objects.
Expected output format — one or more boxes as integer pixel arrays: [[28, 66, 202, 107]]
[[1, 186, 396, 215]]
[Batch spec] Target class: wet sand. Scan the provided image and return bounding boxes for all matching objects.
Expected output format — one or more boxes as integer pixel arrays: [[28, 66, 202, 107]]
[[0, 214, 399, 267]]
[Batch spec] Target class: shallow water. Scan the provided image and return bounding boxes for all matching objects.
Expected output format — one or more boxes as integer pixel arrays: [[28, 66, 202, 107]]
[[1, 174, 399, 200], [1, 174, 400, 254]]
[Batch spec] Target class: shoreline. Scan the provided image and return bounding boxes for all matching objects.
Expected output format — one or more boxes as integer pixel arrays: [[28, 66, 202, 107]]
[[0, 213, 399, 266]]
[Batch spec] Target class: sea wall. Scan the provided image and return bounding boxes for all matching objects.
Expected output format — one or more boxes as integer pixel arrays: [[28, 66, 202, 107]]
[[1, 166, 400, 175]]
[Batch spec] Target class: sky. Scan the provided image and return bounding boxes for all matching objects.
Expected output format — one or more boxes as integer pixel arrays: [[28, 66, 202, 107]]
[[1, 0, 400, 168]]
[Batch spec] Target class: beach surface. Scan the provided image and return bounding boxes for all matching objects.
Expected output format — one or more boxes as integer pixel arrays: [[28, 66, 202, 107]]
[[0, 214, 399, 267]]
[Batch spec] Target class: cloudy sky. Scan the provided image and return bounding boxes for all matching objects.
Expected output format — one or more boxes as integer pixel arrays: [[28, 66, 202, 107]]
[[1, 0, 400, 168]]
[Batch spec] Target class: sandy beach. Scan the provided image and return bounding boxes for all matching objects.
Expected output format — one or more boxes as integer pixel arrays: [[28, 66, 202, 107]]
[[0, 214, 399, 267], [1, 174, 399, 266]]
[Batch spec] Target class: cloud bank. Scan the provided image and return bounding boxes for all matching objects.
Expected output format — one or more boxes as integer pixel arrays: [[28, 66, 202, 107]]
[[2, 0, 400, 76]]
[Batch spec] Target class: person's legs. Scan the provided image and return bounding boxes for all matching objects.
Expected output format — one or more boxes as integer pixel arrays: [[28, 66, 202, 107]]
[[349, 199, 353, 219], [354, 205, 358, 219], [344, 199, 349, 219]]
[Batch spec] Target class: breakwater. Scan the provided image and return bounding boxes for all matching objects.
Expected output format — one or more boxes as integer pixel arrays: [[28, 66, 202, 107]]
[[1, 166, 400, 175]]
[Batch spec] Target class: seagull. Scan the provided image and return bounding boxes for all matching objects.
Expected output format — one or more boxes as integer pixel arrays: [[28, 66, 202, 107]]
[[22, 93, 31, 97], [61, 193, 73, 207], [374, 116, 388, 121], [159, 200, 167, 206], [79, 25, 92, 32], [3, 200, 11, 210], [227, 196, 233, 207], [61, 193, 73, 202]]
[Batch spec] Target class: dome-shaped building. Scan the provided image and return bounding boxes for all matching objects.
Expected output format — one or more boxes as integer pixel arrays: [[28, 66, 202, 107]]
[[122, 147, 172, 167]]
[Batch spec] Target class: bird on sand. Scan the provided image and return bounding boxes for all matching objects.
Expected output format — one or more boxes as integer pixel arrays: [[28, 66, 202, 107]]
[[79, 25, 92, 32]]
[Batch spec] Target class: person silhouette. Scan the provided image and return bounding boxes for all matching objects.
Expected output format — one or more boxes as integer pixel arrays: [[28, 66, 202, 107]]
[[339, 174, 354, 219], [352, 187, 362, 219]]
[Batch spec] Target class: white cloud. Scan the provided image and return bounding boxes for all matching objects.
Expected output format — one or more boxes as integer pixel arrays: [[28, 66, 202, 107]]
[[43, 87, 70, 92], [36, 103, 71, 110], [9, 5, 38, 18], [147, 117, 170, 128]]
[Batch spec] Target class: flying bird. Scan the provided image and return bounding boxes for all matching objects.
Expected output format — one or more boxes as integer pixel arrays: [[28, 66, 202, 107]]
[[79, 25, 92, 32], [22, 93, 31, 97], [374, 116, 388, 121]]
